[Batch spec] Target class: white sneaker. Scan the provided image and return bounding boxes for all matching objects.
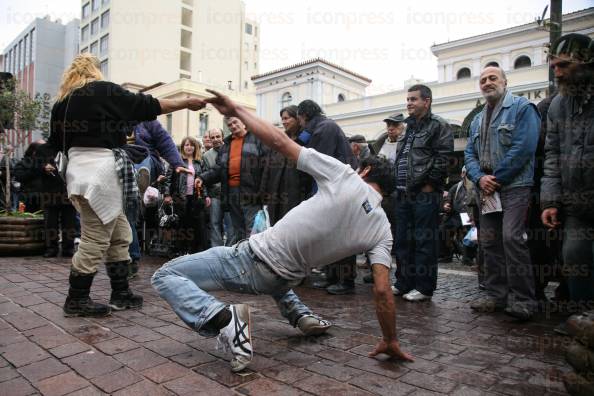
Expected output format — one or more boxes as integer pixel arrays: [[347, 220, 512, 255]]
[[216, 304, 253, 372], [403, 289, 432, 302]]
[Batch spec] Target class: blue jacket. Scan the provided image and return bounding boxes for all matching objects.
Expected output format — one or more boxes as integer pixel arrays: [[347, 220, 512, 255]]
[[133, 120, 184, 175], [465, 91, 540, 189]]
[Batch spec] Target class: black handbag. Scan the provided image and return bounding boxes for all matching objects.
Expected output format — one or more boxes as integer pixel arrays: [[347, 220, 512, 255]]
[[54, 95, 72, 182]]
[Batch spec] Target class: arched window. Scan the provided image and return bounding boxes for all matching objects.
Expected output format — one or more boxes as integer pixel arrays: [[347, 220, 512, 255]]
[[337, 93, 345, 102], [456, 67, 471, 80], [514, 55, 532, 69], [485, 61, 499, 67], [281, 92, 292, 107]]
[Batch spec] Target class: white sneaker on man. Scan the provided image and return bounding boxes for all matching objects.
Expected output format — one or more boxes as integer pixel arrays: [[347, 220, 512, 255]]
[[402, 289, 432, 302], [216, 304, 253, 372]]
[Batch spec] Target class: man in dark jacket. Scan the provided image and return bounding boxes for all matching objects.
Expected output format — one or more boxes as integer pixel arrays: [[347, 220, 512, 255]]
[[126, 120, 186, 276], [393, 84, 453, 302], [203, 128, 229, 247], [197, 117, 268, 245], [297, 99, 359, 295], [541, 33, 594, 310], [35, 143, 77, 257]]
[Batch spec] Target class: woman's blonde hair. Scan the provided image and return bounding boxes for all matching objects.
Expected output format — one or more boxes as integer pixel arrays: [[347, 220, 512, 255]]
[[56, 53, 103, 102], [180, 136, 202, 161]]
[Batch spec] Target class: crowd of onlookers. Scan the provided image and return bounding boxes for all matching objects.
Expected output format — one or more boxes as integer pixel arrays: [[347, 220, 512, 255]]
[[1, 33, 592, 329]]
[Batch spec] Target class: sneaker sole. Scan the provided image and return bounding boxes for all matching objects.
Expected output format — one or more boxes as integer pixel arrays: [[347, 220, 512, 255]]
[[301, 324, 331, 336], [231, 304, 252, 372], [108, 302, 143, 311], [63, 310, 112, 318]]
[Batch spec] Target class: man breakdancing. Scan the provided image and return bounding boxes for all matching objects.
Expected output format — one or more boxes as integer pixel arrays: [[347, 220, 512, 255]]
[[151, 90, 414, 372]]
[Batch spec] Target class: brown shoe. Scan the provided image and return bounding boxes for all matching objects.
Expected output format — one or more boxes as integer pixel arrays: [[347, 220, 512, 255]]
[[566, 341, 594, 374], [567, 311, 594, 348]]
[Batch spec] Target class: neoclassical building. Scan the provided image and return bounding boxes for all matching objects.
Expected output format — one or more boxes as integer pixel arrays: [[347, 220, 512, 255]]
[[253, 7, 593, 154]]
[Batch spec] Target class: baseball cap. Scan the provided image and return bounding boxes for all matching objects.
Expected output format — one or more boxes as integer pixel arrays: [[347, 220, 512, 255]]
[[383, 113, 405, 123], [348, 134, 366, 143]]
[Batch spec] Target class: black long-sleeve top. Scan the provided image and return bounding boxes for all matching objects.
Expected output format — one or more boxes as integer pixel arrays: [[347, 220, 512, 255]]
[[49, 81, 162, 152]]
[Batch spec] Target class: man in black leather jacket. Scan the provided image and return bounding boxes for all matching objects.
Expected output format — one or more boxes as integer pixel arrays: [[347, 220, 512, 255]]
[[392, 84, 453, 302]]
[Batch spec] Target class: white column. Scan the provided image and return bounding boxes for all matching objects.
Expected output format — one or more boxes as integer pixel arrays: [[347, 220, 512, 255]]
[[501, 53, 511, 71], [437, 63, 445, 82], [446, 62, 454, 82], [533, 47, 543, 66], [472, 58, 481, 76]]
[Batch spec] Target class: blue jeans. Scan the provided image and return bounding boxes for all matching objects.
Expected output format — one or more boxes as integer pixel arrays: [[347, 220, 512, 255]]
[[394, 190, 440, 296], [126, 156, 155, 261], [228, 187, 260, 245], [125, 199, 141, 261], [151, 240, 312, 337], [209, 197, 224, 247]]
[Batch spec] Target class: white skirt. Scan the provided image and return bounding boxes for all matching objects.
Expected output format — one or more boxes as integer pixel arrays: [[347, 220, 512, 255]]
[[66, 147, 123, 224]]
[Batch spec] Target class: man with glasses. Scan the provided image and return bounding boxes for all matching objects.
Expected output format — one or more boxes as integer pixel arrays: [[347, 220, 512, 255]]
[[541, 33, 594, 312]]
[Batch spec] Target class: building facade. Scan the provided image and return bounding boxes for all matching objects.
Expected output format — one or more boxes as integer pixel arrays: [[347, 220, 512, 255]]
[[2, 16, 79, 155], [79, 0, 259, 92], [253, 7, 593, 154], [251, 58, 371, 124]]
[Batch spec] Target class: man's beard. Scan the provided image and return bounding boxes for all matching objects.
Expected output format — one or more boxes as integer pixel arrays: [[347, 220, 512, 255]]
[[557, 65, 594, 97]]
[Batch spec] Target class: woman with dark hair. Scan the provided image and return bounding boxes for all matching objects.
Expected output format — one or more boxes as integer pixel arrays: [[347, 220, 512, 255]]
[[163, 137, 210, 255], [13, 140, 45, 213], [260, 106, 309, 225], [50, 53, 204, 317]]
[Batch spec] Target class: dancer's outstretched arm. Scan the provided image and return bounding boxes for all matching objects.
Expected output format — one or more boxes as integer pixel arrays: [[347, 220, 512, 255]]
[[204, 89, 301, 162]]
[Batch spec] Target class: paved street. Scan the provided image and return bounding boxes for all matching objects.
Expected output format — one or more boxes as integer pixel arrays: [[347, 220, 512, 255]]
[[0, 255, 572, 395]]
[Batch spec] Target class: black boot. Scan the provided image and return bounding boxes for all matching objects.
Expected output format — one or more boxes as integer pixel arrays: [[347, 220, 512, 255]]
[[63, 271, 111, 317], [106, 261, 143, 310]]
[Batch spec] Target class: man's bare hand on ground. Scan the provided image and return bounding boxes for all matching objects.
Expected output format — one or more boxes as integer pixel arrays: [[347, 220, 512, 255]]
[[369, 339, 414, 362], [204, 89, 238, 116]]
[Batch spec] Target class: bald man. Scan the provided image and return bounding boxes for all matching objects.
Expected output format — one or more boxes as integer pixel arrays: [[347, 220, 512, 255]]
[[464, 66, 540, 320]]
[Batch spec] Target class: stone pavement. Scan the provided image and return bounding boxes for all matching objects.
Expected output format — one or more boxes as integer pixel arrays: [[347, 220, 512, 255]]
[[0, 255, 573, 395]]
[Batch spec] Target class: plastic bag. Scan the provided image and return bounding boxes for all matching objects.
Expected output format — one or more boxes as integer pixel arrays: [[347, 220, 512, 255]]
[[143, 186, 159, 207], [463, 226, 478, 247], [250, 206, 270, 235]]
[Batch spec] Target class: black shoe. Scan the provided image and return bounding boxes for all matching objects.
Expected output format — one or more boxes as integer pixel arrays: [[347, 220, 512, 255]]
[[128, 260, 139, 280], [43, 249, 58, 258], [64, 296, 111, 317], [109, 290, 143, 311], [363, 274, 374, 284], [106, 261, 143, 310], [312, 280, 332, 289], [438, 256, 453, 263], [504, 306, 533, 321], [326, 282, 355, 295], [63, 271, 111, 317]]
